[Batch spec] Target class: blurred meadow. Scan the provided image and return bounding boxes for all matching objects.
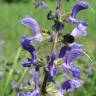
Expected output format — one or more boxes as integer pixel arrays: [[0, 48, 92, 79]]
[[0, 0, 96, 96]]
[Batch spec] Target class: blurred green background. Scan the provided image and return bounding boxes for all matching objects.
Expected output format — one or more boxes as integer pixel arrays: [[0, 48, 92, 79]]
[[0, 0, 96, 96]]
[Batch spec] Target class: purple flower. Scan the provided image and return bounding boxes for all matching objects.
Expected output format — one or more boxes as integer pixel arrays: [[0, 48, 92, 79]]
[[39, 1, 48, 9], [21, 17, 43, 42], [65, 49, 84, 64], [61, 48, 84, 78], [60, 22, 88, 59], [62, 79, 82, 91], [47, 52, 59, 84], [62, 63, 81, 79], [60, 44, 84, 79], [71, 22, 88, 37], [21, 39, 38, 67], [60, 32, 87, 79], [59, 22, 86, 80], [68, 1, 89, 24], [56, 79, 83, 95], [21, 17, 43, 67]]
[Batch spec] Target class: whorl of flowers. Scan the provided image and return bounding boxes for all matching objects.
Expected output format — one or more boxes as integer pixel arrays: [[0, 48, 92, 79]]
[[19, 1, 91, 96]]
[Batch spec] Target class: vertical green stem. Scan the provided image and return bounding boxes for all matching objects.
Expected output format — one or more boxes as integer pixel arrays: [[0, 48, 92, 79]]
[[2, 47, 22, 96]]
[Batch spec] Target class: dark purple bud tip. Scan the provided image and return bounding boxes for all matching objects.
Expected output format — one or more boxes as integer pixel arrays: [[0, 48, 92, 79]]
[[62, 34, 75, 44], [71, 1, 89, 18]]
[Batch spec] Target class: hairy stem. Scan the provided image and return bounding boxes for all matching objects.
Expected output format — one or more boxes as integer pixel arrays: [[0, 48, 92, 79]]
[[40, 33, 58, 94]]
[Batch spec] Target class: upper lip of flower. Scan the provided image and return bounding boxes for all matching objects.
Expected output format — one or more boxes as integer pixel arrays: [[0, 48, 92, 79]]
[[71, 1, 89, 18], [21, 17, 43, 42], [67, 1, 89, 25], [65, 48, 84, 64], [21, 17, 41, 35]]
